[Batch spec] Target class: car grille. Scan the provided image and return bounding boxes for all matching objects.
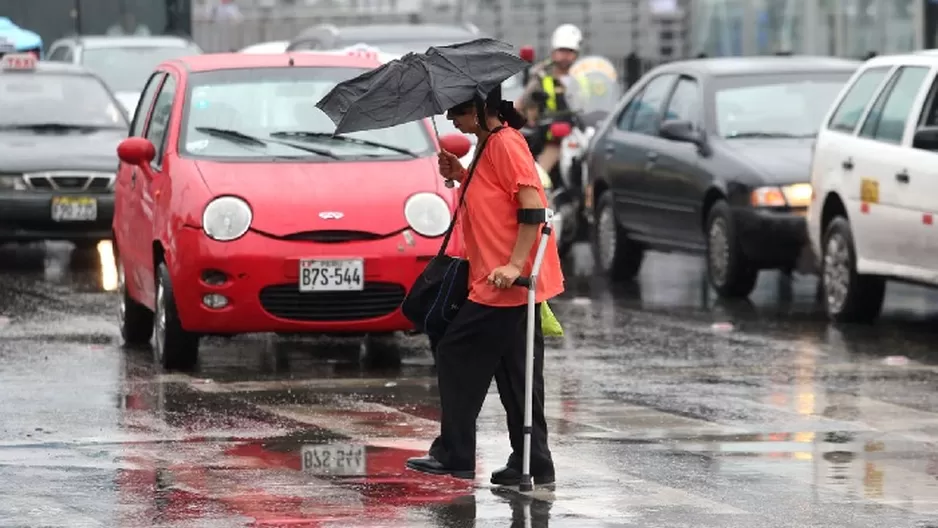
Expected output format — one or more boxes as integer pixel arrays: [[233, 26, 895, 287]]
[[280, 230, 386, 243], [258, 282, 406, 322], [23, 172, 114, 192]]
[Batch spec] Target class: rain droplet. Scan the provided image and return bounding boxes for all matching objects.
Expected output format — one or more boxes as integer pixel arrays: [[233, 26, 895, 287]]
[[711, 322, 734, 332], [385, 381, 398, 387]]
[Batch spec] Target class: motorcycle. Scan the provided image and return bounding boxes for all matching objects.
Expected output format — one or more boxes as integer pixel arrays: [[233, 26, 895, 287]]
[[517, 55, 622, 257]]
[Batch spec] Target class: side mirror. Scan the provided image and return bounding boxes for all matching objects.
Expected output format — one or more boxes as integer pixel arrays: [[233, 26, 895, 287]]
[[519, 46, 535, 63], [913, 126, 938, 151], [659, 119, 702, 145], [117, 137, 156, 165], [549, 121, 572, 139], [439, 133, 471, 159]]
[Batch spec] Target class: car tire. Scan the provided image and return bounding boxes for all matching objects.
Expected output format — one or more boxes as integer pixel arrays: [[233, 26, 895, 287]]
[[594, 191, 643, 281], [705, 200, 758, 298], [820, 217, 885, 323], [118, 257, 154, 346], [154, 262, 199, 370]]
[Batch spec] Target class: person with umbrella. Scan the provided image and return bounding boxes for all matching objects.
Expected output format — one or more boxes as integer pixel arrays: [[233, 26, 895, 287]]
[[316, 39, 564, 487], [405, 84, 564, 486]]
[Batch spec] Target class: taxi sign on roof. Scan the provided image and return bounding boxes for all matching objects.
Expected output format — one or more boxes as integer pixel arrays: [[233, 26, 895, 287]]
[[1, 53, 36, 71]]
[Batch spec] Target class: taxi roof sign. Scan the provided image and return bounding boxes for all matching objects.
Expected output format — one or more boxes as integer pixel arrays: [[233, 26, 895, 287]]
[[1, 53, 36, 71]]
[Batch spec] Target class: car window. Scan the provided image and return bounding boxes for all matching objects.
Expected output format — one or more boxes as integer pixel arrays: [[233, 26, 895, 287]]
[[827, 66, 891, 133], [859, 66, 930, 143], [47, 46, 71, 61], [145, 75, 177, 168], [130, 72, 166, 137], [81, 45, 201, 93], [180, 66, 434, 161], [0, 73, 126, 129], [629, 74, 677, 135], [663, 77, 700, 126], [715, 72, 852, 138], [615, 89, 643, 131]]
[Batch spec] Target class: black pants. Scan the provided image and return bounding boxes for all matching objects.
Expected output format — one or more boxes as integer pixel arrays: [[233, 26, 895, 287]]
[[428, 300, 554, 475]]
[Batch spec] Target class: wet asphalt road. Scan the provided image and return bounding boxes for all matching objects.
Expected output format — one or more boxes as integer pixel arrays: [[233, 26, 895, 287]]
[[3, 241, 938, 527]]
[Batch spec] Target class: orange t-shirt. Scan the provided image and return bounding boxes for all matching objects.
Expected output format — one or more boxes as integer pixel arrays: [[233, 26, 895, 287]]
[[457, 127, 565, 307]]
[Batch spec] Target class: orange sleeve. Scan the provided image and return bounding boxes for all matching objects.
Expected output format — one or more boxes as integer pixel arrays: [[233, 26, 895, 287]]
[[487, 132, 543, 197]]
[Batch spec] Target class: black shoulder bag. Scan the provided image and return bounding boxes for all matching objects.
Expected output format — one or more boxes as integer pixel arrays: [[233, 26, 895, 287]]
[[401, 127, 503, 341]]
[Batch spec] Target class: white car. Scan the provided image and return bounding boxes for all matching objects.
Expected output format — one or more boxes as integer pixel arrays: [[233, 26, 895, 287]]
[[239, 40, 289, 54], [808, 51, 938, 323]]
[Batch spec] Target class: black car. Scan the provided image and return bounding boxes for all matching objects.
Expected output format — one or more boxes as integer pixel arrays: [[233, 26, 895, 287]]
[[285, 23, 482, 55], [0, 57, 129, 248], [585, 56, 859, 298]]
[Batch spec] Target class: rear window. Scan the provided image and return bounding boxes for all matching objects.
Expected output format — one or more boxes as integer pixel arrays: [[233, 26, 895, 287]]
[[0, 73, 126, 129], [82, 45, 202, 93]]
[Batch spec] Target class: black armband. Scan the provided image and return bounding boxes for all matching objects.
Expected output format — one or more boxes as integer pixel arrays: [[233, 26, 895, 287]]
[[517, 208, 550, 224]]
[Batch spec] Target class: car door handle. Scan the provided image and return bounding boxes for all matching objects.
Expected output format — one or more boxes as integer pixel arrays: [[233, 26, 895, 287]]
[[842, 158, 853, 170], [130, 168, 137, 188], [896, 170, 910, 183]]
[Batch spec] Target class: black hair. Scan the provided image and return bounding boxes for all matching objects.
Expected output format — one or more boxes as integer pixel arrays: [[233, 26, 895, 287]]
[[448, 85, 526, 130]]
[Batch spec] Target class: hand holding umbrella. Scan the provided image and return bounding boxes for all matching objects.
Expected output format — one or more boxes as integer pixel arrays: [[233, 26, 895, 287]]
[[315, 38, 529, 187]]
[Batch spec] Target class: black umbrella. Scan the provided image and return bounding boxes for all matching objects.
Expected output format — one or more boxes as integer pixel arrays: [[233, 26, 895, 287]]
[[315, 38, 529, 135]]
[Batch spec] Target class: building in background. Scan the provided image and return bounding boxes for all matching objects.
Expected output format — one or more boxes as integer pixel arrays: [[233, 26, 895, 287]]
[[690, 0, 920, 58]]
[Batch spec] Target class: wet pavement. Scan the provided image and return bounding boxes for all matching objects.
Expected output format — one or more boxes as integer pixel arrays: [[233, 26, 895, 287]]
[[3, 241, 938, 527]]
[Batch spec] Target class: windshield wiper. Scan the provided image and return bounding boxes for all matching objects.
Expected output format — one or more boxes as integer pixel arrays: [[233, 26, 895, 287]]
[[269, 131, 418, 158], [195, 127, 338, 158], [0, 123, 98, 131], [726, 131, 815, 139]]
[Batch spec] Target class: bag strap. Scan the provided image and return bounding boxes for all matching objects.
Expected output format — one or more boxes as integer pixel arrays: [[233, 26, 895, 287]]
[[436, 126, 504, 257]]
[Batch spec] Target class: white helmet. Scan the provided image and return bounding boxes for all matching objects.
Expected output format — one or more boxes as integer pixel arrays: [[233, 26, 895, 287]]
[[551, 24, 582, 52]]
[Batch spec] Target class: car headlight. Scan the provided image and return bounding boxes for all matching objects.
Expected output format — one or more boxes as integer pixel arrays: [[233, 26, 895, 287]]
[[0, 174, 26, 191], [202, 196, 252, 241], [750, 183, 812, 208], [404, 192, 450, 237]]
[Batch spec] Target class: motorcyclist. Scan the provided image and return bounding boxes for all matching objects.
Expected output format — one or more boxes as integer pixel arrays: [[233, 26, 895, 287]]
[[516, 24, 584, 184]]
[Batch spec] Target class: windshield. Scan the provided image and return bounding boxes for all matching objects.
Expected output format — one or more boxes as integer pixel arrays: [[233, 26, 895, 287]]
[[714, 72, 852, 138], [335, 38, 473, 55], [181, 66, 434, 160], [0, 73, 126, 128], [82, 45, 201, 92]]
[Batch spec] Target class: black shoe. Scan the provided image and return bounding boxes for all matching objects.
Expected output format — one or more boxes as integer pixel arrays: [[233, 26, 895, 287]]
[[490, 465, 555, 487], [406, 455, 474, 480]]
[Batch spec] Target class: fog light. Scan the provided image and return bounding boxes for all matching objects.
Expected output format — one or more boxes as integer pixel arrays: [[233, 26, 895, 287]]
[[201, 269, 228, 285], [202, 293, 228, 309]]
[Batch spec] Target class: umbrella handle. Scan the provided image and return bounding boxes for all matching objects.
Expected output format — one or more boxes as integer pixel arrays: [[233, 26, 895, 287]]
[[431, 114, 456, 189]]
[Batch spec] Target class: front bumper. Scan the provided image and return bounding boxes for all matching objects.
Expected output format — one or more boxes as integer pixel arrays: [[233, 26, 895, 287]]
[[168, 227, 449, 335], [0, 192, 114, 242], [734, 207, 815, 273]]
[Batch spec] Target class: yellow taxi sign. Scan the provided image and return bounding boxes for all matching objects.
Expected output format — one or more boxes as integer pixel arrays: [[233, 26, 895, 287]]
[[1, 53, 37, 71]]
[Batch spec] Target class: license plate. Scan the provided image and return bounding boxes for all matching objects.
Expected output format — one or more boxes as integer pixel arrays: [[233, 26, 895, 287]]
[[51, 196, 97, 222], [301, 443, 366, 476], [299, 258, 363, 292]]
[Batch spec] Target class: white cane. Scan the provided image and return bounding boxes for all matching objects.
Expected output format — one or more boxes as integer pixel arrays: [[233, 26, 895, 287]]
[[513, 210, 553, 492]]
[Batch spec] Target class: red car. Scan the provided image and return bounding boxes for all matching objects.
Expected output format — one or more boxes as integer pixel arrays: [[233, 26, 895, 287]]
[[112, 52, 472, 370]]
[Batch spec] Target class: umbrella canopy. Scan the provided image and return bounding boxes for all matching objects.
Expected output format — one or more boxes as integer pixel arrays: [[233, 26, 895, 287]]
[[316, 38, 529, 135]]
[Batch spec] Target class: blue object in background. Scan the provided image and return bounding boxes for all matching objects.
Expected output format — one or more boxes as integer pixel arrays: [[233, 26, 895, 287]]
[[0, 17, 43, 58]]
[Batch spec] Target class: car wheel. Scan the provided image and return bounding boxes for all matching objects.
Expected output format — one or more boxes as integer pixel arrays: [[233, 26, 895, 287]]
[[705, 200, 758, 298], [154, 263, 199, 370], [594, 191, 643, 281], [821, 217, 885, 323], [118, 257, 154, 346]]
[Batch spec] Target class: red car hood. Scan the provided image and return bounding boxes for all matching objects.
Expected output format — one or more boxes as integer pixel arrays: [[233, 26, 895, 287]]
[[194, 158, 441, 237]]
